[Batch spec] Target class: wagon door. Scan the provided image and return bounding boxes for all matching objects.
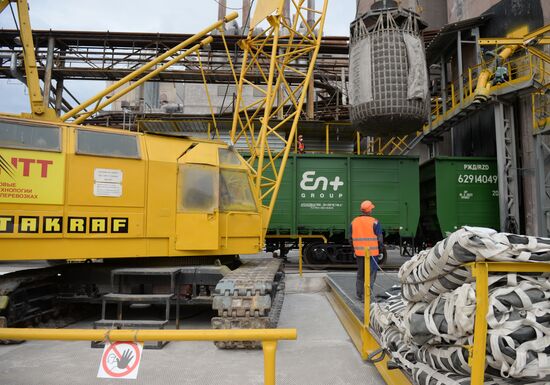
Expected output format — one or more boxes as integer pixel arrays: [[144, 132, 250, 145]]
[[175, 145, 219, 250]]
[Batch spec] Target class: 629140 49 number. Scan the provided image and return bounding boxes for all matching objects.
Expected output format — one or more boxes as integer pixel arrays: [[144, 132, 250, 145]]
[[457, 174, 498, 184]]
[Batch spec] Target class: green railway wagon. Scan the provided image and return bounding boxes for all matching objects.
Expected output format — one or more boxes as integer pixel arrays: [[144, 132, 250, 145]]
[[419, 157, 500, 243], [265, 154, 420, 265]]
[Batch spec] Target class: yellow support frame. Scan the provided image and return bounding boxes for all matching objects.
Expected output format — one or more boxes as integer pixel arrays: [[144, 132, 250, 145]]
[[466, 262, 550, 385], [61, 12, 238, 123], [328, 259, 550, 384], [230, 0, 329, 238], [0, 328, 297, 385]]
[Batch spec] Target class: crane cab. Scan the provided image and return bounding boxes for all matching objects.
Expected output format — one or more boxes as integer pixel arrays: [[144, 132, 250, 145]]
[[0, 116, 264, 261]]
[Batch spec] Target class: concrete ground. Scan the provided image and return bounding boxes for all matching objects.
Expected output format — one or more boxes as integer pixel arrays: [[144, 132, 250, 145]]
[[0, 273, 385, 385]]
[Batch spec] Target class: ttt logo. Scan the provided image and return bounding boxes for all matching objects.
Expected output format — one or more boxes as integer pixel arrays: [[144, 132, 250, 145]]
[[0, 156, 53, 178]]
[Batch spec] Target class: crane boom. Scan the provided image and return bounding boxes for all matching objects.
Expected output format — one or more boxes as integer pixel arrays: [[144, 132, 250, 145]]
[[230, 0, 329, 233]]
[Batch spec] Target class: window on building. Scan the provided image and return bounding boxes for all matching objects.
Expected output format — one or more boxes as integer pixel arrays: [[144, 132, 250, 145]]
[[76, 130, 140, 159], [0, 120, 60, 151]]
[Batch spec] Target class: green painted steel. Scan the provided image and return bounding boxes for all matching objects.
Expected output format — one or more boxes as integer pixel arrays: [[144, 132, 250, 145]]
[[268, 154, 420, 239], [420, 157, 500, 240]]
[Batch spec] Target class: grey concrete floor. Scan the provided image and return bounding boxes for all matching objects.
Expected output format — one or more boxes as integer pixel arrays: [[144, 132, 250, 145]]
[[0, 273, 385, 385]]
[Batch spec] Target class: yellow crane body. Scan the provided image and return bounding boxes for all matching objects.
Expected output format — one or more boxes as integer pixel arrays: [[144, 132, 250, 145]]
[[0, 115, 265, 261]]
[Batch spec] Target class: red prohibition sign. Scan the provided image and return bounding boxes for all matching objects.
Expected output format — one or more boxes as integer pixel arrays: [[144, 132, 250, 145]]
[[101, 342, 141, 378]]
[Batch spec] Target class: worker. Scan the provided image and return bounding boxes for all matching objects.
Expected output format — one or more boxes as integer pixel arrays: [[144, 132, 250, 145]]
[[350, 200, 383, 301], [297, 134, 305, 153]]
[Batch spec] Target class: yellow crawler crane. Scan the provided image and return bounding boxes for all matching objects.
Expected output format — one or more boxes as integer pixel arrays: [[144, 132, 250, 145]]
[[0, 0, 327, 343]]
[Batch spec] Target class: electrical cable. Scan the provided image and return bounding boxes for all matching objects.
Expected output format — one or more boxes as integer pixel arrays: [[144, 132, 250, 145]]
[[212, 0, 244, 11]]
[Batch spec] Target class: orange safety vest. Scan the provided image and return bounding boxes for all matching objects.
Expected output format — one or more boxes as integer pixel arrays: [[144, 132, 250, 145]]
[[351, 216, 379, 257]]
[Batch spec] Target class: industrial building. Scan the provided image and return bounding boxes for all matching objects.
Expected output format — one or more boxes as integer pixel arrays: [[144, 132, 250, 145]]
[[0, 0, 550, 384]]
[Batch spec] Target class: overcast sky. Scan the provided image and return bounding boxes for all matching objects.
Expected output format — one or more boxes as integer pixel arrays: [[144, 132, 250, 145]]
[[0, 0, 355, 114]]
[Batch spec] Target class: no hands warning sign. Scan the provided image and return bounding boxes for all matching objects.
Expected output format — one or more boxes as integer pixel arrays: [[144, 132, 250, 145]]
[[97, 341, 143, 380]]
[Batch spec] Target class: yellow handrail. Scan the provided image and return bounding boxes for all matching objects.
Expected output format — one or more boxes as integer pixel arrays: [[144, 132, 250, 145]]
[[466, 262, 550, 385], [266, 234, 328, 277], [0, 327, 297, 385], [427, 50, 538, 132]]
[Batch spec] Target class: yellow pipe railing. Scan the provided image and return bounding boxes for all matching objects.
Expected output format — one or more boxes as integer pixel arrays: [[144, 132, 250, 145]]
[[466, 262, 550, 385], [0, 328, 297, 385], [266, 234, 327, 277], [426, 50, 539, 132]]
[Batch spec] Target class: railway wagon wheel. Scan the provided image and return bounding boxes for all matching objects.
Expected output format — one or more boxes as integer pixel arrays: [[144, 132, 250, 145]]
[[303, 243, 337, 265]]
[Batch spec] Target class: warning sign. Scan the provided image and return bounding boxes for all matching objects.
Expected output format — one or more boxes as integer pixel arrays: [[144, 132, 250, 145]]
[[0, 149, 65, 205], [97, 341, 143, 380], [94, 168, 123, 197]]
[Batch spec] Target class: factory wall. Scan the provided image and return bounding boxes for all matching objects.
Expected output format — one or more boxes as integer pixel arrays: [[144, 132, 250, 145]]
[[452, 107, 497, 157], [108, 82, 263, 115], [447, 0, 548, 33]]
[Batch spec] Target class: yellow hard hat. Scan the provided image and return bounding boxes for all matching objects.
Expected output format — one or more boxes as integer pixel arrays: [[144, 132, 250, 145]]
[[360, 200, 375, 213]]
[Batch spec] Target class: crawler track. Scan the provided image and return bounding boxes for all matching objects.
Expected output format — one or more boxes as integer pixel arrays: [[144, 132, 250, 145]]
[[211, 258, 284, 349]]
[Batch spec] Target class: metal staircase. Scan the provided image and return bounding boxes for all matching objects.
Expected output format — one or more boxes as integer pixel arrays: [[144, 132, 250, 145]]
[[92, 267, 181, 349]]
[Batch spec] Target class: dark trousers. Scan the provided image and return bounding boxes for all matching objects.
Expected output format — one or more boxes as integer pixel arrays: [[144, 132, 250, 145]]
[[356, 256, 378, 299]]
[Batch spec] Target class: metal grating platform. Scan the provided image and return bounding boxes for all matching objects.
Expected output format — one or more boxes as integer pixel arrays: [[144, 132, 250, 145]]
[[325, 271, 400, 323]]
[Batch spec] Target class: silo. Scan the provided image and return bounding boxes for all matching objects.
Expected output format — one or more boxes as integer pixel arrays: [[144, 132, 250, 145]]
[[349, 0, 430, 135], [357, 0, 447, 30]]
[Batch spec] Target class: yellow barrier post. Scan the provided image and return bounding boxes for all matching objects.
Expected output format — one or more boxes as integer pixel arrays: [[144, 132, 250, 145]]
[[262, 340, 278, 385], [451, 84, 456, 108], [298, 236, 303, 277], [326, 124, 330, 154], [466, 262, 550, 384], [469, 262, 489, 385], [468, 68, 473, 96], [361, 248, 374, 358], [266, 235, 327, 278]]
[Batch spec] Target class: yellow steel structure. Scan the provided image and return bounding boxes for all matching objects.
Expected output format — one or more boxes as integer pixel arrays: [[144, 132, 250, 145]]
[[420, 23, 550, 136], [0, 3, 281, 261], [0, 0, 330, 260], [426, 51, 540, 131], [60, 12, 238, 124], [0, 327, 297, 385], [229, 0, 329, 230], [466, 262, 550, 385]]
